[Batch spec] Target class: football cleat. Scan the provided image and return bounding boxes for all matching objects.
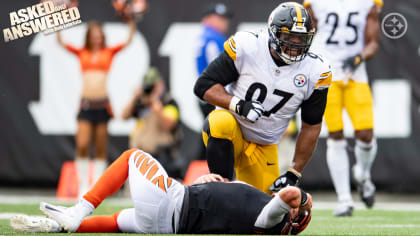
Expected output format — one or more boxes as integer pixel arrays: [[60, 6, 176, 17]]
[[334, 202, 353, 217], [352, 166, 376, 208], [10, 214, 62, 233], [40, 202, 90, 233], [358, 179, 376, 208]]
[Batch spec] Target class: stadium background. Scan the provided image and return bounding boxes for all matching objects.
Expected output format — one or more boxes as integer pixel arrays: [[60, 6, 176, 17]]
[[0, 0, 419, 193]]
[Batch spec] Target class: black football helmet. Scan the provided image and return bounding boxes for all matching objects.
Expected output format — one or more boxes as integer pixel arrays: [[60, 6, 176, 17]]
[[268, 2, 315, 64]]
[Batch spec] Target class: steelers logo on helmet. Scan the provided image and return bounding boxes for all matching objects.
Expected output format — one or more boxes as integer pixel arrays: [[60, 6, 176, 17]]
[[268, 2, 315, 64], [294, 74, 307, 87]]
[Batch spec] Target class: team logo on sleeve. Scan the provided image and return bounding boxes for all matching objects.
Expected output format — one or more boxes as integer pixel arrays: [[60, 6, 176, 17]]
[[293, 74, 307, 87]]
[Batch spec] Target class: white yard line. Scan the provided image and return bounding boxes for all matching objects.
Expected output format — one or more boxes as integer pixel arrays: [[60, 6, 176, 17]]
[[313, 201, 420, 211], [368, 224, 420, 228]]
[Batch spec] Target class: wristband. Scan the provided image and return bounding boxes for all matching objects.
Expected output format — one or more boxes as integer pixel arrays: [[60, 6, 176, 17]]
[[288, 167, 302, 178], [300, 188, 308, 207], [229, 96, 241, 113]]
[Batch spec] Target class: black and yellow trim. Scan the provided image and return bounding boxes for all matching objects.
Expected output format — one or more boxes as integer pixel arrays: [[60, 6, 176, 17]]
[[223, 36, 237, 61], [293, 3, 303, 26], [281, 26, 290, 33], [315, 71, 332, 88]]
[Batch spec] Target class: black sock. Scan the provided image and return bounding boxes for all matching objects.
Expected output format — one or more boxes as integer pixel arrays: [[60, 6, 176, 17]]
[[205, 136, 235, 180]]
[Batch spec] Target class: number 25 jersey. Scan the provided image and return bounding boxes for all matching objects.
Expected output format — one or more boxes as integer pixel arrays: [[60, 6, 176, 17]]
[[223, 29, 331, 145], [305, 0, 383, 82]]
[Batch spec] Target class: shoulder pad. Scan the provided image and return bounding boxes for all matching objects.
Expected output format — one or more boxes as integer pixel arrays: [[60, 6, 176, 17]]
[[306, 52, 332, 90], [223, 31, 259, 61]]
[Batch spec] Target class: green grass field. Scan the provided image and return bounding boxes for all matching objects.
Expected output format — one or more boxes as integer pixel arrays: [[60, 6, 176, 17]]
[[1, 202, 420, 235]]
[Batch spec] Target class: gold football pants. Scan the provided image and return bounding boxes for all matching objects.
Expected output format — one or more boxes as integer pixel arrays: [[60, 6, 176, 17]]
[[202, 109, 279, 194], [324, 80, 374, 132]]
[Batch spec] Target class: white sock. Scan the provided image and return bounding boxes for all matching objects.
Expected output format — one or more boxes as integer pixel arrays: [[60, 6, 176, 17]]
[[92, 159, 107, 186], [75, 198, 95, 218], [76, 158, 90, 198], [254, 194, 291, 228], [327, 139, 352, 203], [355, 139, 377, 181]]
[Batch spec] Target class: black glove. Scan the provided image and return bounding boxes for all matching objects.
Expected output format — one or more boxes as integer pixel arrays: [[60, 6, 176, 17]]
[[230, 96, 264, 123], [342, 53, 363, 73], [269, 168, 302, 192]]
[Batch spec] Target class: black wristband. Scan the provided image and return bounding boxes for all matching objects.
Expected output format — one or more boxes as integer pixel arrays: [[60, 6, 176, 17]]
[[300, 188, 308, 207]]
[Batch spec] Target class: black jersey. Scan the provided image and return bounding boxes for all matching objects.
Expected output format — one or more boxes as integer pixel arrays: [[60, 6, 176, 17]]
[[178, 182, 290, 234]]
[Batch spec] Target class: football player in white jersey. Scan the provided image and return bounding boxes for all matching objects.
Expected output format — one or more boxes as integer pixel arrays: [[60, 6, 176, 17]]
[[194, 2, 332, 194], [304, 0, 383, 216]]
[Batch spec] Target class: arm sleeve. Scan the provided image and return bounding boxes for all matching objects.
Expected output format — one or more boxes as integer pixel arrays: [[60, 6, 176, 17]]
[[64, 44, 81, 55], [193, 51, 239, 99], [300, 88, 328, 125]]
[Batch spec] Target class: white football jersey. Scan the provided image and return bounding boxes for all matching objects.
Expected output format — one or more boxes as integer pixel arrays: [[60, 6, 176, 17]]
[[222, 29, 331, 145], [306, 0, 383, 82]]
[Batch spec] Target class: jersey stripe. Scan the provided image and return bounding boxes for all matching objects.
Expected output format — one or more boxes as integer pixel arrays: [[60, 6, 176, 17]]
[[224, 37, 237, 61], [315, 72, 332, 88], [320, 71, 331, 78], [229, 36, 236, 49]]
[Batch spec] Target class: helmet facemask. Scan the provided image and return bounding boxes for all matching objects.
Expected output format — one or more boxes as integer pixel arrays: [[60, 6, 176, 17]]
[[269, 25, 314, 64]]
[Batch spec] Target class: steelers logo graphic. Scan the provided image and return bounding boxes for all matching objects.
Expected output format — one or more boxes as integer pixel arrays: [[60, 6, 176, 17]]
[[294, 74, 307, 87], [381, 12, 407, 39]]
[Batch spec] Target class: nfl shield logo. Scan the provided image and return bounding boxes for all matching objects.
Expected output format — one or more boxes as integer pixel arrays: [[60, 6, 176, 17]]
[[294, 74, 307, 87]]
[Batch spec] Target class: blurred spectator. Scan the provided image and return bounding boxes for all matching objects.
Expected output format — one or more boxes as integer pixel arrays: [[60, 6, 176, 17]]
[[122, 67, 184, 178], [56, 19, 136, 197], [196, 2, 232, 118]]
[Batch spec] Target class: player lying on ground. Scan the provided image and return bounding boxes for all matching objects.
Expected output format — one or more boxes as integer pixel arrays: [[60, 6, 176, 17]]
[[11, 148, 312, 234]]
